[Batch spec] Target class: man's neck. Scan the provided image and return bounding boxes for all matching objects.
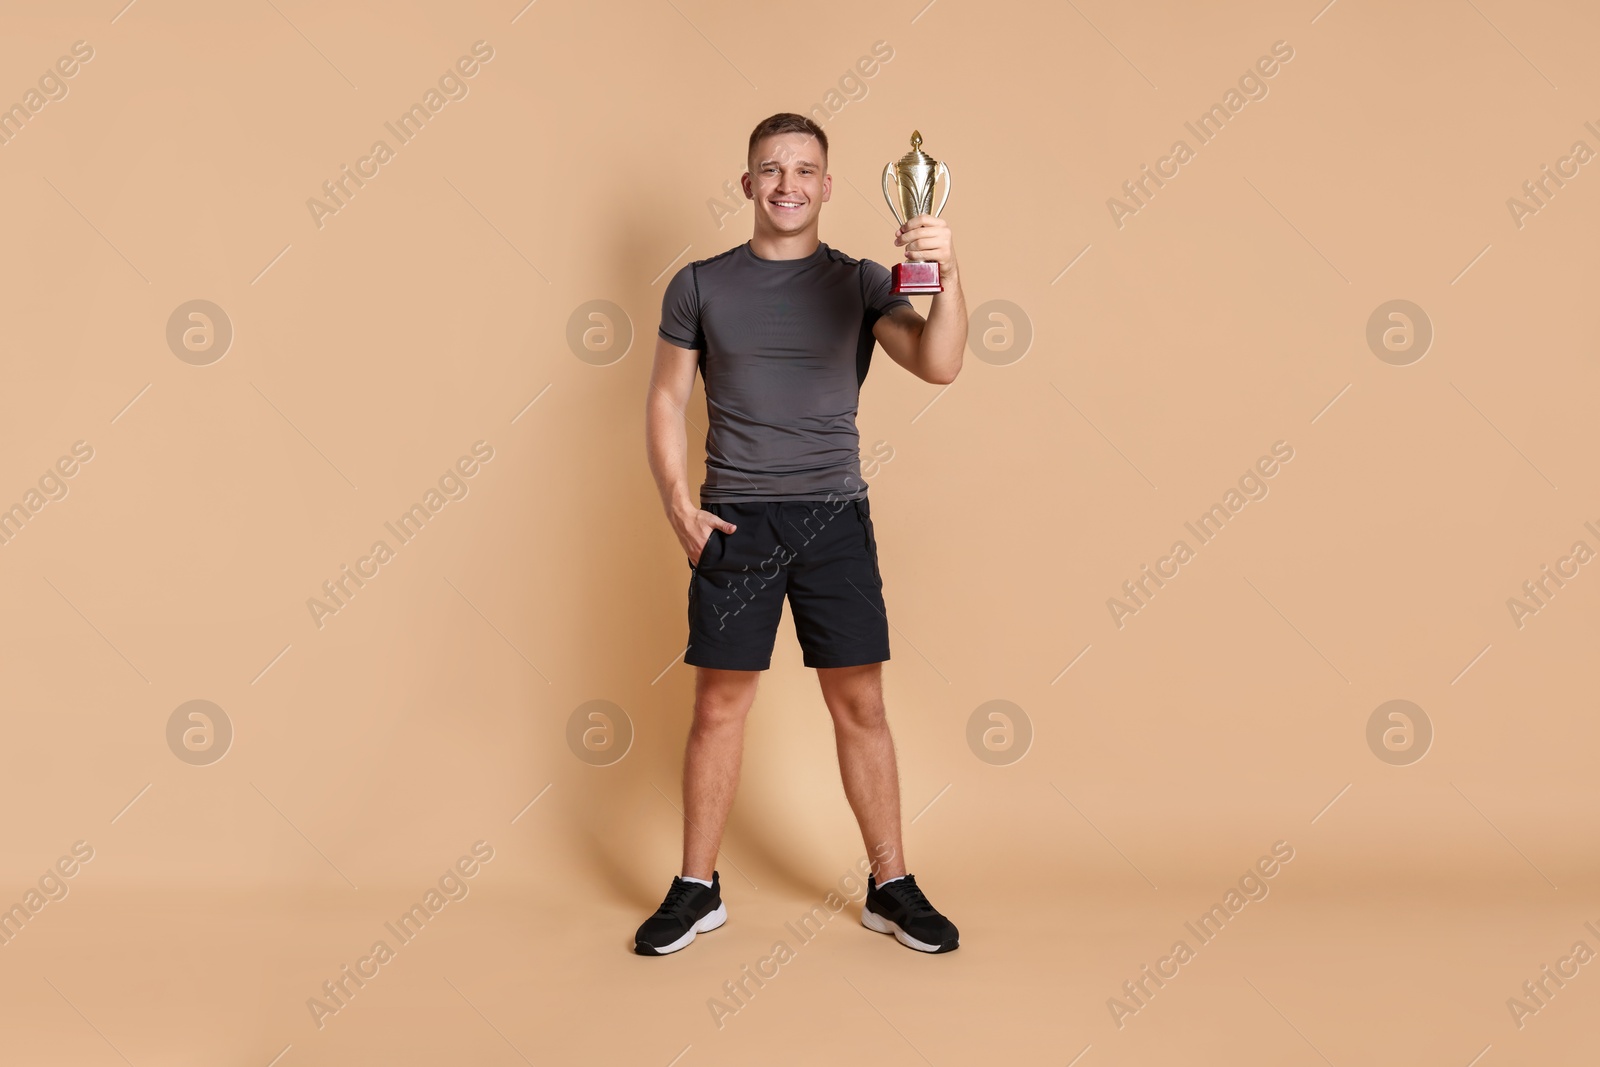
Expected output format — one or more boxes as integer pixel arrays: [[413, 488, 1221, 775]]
[[748, 228, 820, 261]]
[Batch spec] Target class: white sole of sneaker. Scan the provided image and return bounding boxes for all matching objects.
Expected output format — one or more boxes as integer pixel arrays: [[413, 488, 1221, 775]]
[[861, 907, 944, 952], [646, 901, 728, 955]]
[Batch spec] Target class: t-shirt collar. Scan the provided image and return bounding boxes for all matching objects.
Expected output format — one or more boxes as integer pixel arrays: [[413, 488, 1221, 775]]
[[741, 240, 828, 268]]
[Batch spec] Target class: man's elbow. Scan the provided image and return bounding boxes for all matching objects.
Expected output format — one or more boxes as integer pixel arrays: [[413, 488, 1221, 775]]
[[922, 357, 962, 385]]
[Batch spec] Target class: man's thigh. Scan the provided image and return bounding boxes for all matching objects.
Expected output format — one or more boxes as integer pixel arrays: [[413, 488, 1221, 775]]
[[781, 497, 891, 670], [686, 502, 787, 671]]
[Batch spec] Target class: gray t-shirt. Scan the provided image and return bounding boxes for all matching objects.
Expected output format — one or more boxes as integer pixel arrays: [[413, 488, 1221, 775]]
[[658, 240, 911, 503]]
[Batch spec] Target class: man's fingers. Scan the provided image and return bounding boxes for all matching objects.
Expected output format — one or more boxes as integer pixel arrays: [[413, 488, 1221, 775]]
[[897, 225, 948, 245], [715, 518, 738, 533], [903, 238, 950, 258]]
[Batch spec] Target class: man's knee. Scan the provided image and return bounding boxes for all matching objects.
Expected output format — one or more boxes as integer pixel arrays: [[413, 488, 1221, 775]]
[[819, 665, 885, 729], [692, 669, 758, 729], [691, 699, 750, 732], [825, 690, 886, 731]]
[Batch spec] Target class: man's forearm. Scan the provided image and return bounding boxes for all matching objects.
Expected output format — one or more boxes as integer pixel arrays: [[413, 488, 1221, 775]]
[[645, 391, 697, 520], [917, 266, 967, 383]]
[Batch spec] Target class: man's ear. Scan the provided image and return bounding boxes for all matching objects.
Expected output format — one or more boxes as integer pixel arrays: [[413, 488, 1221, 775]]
[[822, 173, 832, 202], [741, 171, 753, 200]]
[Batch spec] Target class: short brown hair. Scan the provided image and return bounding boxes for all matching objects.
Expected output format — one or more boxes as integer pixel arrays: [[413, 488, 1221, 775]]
[[747, 112, 828, 170]]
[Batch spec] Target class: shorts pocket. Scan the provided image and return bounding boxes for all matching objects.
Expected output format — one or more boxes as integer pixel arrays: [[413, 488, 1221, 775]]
[[692, 528, 721, 574]]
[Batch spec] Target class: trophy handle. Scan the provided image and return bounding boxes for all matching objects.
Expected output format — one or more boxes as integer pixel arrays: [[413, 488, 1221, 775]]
[[881, 163, 907, 226], [932, 161, 951, 218]]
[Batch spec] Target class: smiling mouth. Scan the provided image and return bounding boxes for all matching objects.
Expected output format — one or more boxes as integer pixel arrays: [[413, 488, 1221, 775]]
[[770, 200, 806, 211]]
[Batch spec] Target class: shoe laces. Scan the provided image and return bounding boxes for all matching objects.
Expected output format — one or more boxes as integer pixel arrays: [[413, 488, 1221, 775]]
[[881, 876, 936, 917], [659, 878, 697, 913]]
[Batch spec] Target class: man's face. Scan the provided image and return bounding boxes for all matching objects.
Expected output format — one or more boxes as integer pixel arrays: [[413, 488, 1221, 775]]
[[744, 132, 830, 235]]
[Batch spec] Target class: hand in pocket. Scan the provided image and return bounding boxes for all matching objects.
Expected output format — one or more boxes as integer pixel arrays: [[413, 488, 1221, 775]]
[[681, 508, 737, 568]]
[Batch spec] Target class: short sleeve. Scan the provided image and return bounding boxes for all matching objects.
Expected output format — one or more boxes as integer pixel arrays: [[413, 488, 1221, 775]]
[[658, 264, 705, 350], [861, 258, 913, 320]]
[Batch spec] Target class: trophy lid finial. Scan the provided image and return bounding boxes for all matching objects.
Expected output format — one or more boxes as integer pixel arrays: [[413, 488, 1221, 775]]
[[910, 130, 922, 150]]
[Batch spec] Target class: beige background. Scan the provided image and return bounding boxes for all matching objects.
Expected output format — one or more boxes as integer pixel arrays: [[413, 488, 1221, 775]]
[[2, 0, 1598, 1063]]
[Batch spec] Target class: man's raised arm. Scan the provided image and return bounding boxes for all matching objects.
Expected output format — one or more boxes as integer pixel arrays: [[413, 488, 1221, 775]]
[[871, 213, 967, 385]]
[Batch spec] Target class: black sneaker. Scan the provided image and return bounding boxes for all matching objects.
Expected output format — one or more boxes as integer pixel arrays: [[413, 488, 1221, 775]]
[[862, 873, 959, 953], [634, 871, 727, 956]]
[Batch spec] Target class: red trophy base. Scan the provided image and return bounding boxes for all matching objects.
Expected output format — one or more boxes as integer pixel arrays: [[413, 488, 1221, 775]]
[[890, 260, 942, 294]]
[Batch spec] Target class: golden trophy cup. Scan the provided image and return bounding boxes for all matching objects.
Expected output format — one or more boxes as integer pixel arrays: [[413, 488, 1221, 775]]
[[881, 129, 952, 294]]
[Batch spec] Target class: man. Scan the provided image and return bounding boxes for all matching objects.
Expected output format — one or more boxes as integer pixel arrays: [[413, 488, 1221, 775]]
[[638, 113, 965, 956]]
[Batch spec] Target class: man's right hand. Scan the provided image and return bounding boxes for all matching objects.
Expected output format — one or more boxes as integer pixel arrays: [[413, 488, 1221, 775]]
[[673, 503, 737, 566]]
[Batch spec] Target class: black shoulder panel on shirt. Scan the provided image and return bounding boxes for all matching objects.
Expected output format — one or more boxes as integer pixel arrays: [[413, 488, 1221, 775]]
[[824, 244, 860, 268], [688, 246, 739, 379], [693, 261, 706, 380], [855, 258, 876, 389], [693, 244, 744, 271]]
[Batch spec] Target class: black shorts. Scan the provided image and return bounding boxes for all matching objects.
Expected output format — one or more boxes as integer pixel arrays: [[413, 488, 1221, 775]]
[[686, 496, 891, 671]]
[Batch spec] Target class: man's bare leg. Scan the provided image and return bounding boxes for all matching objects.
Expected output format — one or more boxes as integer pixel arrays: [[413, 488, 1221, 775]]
[[681, 666, 762, 880], [816, 662, 906, 882]]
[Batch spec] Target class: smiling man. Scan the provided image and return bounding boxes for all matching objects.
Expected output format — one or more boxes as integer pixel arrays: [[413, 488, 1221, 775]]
[[638, 113, 967, 956]]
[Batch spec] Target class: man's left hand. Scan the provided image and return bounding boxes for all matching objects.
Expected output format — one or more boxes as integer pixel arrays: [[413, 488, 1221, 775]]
[[894, 214, 957, 279]]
